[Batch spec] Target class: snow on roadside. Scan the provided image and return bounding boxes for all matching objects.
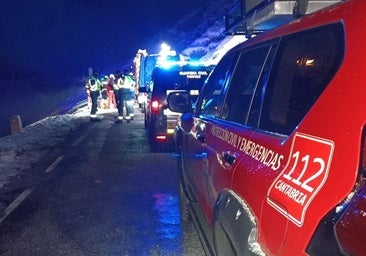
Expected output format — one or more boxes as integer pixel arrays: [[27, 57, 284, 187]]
[[0, 104, 90, 189]]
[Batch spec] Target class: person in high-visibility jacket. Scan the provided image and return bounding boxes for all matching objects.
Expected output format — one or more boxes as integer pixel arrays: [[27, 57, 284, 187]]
[[113, 72, 125, 121], [113, 71, 135, 122], [86, 72, 102, 119], [123, 73, 136, 120]]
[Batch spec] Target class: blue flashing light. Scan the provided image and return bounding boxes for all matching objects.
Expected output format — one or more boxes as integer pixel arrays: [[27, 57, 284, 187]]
[[158, 60, 180, 69], [157, 59, 211, 70]]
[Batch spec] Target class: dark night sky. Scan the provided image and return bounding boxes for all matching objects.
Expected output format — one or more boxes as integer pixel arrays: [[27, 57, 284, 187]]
[[0, 0, 206, 78]]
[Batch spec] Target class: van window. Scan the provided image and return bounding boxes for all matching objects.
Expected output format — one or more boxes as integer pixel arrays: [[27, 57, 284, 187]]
[[151, 66, 211, 101], [259, 23, 345, 135], [222, 45, 272, 124], [198, 53, 238, 117]]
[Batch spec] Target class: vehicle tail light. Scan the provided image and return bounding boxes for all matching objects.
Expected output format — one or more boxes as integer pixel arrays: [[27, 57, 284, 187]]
[[156, 135, 167, 141], [151, 100, 159, 114]]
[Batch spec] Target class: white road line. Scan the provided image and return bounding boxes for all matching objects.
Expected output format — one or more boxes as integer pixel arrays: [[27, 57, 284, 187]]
[[72, 134, 87, 147], [0, 188, 32, 224], [45, 155, 64, 173]]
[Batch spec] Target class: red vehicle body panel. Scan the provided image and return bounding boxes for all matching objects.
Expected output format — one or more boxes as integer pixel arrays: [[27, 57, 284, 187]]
[[175, 0, 366, 255], [230, 1, 365, 254]]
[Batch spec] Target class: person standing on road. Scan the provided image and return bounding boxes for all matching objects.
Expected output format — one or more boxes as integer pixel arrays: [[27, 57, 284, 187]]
[[123, 70, 136, 121], [113, 71, 125, 122], [106, 75, 116, 109], [86, 72, 102, 120]]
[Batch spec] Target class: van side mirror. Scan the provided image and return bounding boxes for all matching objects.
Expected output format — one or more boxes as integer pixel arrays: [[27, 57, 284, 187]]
[[167, 91, 192, 113]]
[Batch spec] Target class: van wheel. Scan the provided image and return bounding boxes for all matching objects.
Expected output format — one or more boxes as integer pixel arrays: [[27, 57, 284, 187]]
[[178, 182, 191, 222], [214, 221, 237, 256]]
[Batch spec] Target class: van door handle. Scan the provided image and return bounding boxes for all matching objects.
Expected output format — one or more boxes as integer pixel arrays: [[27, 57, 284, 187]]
[[222, 151, 237, 166], [197, 134, 206, 143], [217, 151, 238, 170]]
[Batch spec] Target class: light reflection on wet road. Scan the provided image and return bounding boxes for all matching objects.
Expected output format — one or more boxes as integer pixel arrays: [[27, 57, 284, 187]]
[[152, 193, 184, 253], [0, 109, 205, 256]]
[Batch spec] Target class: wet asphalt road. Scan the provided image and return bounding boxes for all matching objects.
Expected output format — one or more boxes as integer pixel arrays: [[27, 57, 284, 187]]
[[0, 107, 205, 256]]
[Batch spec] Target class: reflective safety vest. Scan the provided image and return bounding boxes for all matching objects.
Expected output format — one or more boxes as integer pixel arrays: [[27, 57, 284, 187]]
[[114, 75, 136, 90], [114, 77, 124, 90], [123, 75, 136, 91], [88, 77, 101, 91]]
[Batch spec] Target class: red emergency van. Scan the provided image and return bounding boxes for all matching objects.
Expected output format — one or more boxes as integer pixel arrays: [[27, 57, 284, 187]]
[[167, 0, 366, 255]]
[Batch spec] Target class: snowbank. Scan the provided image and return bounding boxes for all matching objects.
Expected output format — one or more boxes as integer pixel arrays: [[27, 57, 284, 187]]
[[0, 106, 90, 189]]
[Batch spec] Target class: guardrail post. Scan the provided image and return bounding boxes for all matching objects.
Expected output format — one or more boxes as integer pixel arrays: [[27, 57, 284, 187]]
[[11, 115, 23, 134]]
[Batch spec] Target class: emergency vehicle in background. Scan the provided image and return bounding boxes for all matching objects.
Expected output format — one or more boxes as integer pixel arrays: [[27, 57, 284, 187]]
[[141, 62, 214, 149], [167, 0, 366, 255], [133, 49, 158, 109], [133, 44, 180, 109], [134, 45, 214, 149]]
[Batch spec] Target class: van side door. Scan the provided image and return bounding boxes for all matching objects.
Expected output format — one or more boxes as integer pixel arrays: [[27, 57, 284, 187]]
[[203, 43, 275, 225], [182, 53, 238, 218]]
